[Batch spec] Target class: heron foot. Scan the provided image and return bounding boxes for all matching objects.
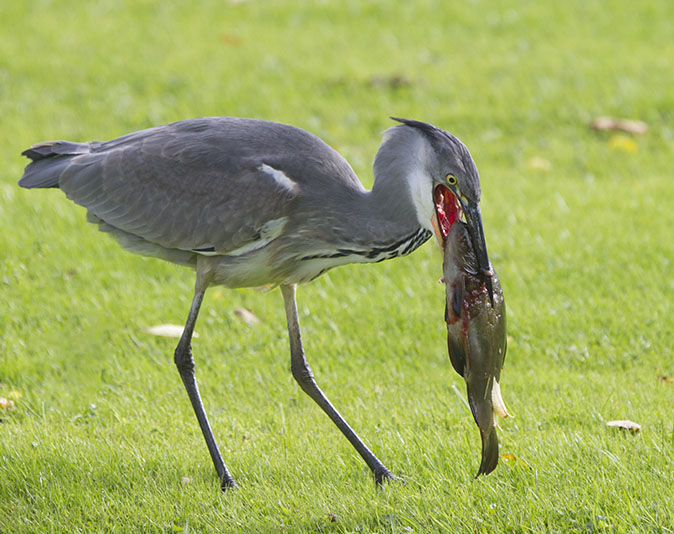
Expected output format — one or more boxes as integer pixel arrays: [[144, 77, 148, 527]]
[[374, 468, 405, 487], [220, 477, 237, 492]]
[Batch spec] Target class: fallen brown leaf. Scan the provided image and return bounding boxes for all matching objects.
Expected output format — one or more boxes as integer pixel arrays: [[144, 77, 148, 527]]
[[501, 453, 530, 468], [0, 397, 15, 410], [527, 156, 552, 171], [369, 74, 412, 89], [608, 134, 638, 153], [234, 308, 260, 326], [211, 288, 224, 300], [144, 325, 198, 338], [590, 117, 648, 135], [658, 376, 673, 383], [606, 420, 641, 432], [221, 34, 243, 46]]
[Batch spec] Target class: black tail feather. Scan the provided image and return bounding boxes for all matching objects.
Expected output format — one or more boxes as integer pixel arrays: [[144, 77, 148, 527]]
[[22, 142, 60, 161], [18, 141, 91, 189]]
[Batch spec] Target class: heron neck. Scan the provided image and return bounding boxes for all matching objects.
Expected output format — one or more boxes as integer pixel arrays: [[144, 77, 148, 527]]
[[369, 169, 432, 239]]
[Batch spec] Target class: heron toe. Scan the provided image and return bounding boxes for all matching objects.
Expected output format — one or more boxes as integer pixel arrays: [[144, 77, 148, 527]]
[[375, 468, 404, 487]]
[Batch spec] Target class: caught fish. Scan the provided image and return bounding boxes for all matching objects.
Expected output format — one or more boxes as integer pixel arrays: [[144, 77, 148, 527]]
[[443, 220, 510, 476]]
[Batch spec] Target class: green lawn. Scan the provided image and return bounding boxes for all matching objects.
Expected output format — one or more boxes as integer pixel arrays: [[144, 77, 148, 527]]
[[1, 1, 673, 532]]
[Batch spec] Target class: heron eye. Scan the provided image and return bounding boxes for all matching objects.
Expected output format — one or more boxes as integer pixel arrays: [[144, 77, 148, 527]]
[[446, 174, 457, 186]]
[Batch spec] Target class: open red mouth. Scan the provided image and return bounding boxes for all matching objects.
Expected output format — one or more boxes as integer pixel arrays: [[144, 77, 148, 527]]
[[433, 184, 462, 247]]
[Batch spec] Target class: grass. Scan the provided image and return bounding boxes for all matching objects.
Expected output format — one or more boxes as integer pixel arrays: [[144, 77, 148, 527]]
[[1, 0, 673, 532]]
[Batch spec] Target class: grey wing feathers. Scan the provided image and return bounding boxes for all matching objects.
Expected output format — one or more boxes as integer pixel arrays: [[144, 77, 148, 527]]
[[18, 117, 361, 254], [60, 136, 293, 254]]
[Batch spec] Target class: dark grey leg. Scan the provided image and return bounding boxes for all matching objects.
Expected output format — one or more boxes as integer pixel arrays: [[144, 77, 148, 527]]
[[175, 285, 235, 490], [280, 284, 398, 485]]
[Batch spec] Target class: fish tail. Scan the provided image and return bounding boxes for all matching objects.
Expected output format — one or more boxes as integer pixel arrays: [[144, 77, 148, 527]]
[[468, 384, 500, 476], [477, 426, 499, 476]]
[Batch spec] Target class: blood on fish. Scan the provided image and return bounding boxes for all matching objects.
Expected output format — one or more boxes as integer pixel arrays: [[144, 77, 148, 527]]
[[445, 281, 461, 325]]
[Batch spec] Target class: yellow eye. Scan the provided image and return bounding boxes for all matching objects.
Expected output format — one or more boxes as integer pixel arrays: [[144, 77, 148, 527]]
[[446, 174, 457, 186]]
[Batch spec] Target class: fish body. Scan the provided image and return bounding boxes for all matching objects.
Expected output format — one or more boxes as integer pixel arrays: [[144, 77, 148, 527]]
[[443, 221, 509, 476]]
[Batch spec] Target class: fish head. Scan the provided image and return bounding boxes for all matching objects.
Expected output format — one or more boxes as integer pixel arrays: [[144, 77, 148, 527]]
[[442, 221, 477, 329]]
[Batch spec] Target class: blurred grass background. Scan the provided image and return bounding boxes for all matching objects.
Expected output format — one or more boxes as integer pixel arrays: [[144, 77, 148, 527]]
[[1, 0, 673, 532]]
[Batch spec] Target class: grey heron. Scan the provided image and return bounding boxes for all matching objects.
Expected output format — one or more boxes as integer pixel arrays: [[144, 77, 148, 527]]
[[18, 116, 491, 489]]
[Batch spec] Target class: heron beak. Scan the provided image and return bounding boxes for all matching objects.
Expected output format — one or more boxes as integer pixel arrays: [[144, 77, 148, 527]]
[[463, 201, 494, 304]]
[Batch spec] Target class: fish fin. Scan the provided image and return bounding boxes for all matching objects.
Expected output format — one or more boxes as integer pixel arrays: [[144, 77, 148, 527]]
[[491, 379, 511, 419], [447, 334, 466, 377]]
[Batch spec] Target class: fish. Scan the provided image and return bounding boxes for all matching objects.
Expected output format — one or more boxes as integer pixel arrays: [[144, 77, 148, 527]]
[[443, 220, 510, 476]]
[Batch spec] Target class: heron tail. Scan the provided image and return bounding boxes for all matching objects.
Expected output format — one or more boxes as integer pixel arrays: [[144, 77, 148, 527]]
[[18, 141, 92, 189]]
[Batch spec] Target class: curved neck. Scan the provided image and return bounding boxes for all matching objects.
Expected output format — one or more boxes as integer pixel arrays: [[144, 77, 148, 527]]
[[369, 126, 435, 238], [372, 171, 433, 233]]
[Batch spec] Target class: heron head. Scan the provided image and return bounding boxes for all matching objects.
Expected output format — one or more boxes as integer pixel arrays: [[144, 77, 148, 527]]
[[390, 117, 493, 301]]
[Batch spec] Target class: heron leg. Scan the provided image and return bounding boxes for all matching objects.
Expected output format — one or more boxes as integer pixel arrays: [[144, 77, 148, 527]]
[[174, 283, 235, 490], [280, 284, 397, 485]]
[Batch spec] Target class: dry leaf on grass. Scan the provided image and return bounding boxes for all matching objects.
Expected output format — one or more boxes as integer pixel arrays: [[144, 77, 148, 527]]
[[144, 325, 198, 338], [369, 74, 412, 89], [234, 308, 260, 326], [220, 34, 243, 46], [0, 398, 15, 410], [210, 288, 225, 300], [608, 134, 638, 153], [658, 376, 673, 383], [527, 156, 552, 171], [590, 117, 648, 135], [501, 453, 531, 468], [606, 420, 641, 432]]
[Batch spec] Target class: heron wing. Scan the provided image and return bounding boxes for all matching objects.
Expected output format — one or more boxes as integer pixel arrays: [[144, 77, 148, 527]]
[[37, 118, 361, 254]]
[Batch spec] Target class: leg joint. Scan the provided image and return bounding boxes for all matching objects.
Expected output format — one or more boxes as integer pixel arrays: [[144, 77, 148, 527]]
[[174, 343, 195, 374], [291, 360, 315, 388]]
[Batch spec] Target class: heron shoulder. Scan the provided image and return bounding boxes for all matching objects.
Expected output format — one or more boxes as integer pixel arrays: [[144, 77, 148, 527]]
[[138, 117, 366, 192]]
